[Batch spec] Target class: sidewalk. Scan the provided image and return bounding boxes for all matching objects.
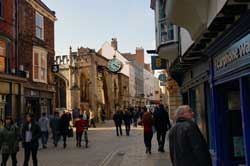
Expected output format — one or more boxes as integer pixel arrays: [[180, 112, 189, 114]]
[[102, 127, 172, 166]]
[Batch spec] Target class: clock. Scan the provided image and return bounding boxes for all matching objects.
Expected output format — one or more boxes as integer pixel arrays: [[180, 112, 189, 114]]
[[107, 57, 122, 73]]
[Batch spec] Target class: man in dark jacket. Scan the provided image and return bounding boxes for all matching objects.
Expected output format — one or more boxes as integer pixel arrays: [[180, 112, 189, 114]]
[[113, 111, 123, 136], [153, 104, 171, 152], [60, 112, 70, 148], [168, 105, 212, 166], [123, 109, 132, 136], [50, 112, 61, 147], [22, 113, 41, 166]]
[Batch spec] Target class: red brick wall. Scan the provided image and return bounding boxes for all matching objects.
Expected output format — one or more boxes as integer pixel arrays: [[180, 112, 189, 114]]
[[0, 0, 16, 70], [18, 0, 55, 86]]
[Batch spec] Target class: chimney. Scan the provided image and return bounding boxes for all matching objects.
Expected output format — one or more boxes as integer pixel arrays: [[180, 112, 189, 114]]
[[135, 47, 144, 65], [111, 38, 118, 50]]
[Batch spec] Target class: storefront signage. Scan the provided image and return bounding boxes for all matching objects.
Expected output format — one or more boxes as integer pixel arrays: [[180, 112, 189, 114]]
[[107, 56, 122, 73], [151, 56, 167, 70], [158, 74, 167, 82], [52, 65, 59, 73], [214, 33, 250, 77]]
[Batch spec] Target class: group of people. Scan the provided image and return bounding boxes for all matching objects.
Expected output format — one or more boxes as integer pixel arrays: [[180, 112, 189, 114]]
[[0, 108, 92, 166], [139, 104, 212, 166]]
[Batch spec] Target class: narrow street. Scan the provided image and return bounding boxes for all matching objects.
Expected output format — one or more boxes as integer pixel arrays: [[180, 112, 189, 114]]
[[4, 121, 171, 166]]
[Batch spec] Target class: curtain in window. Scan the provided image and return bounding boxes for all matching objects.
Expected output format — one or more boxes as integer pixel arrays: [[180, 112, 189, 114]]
[[0, 40, 6, 72]]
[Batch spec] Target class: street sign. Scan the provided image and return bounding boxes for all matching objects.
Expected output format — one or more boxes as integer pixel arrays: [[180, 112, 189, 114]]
[[151, 56, 167, 70], [160, 81, 166, 86], [158, 74, 167, 82], [52, 65, 59, 73]]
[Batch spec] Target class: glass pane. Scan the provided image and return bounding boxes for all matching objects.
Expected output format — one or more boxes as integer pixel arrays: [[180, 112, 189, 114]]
[[41, 54, 46, 67], [0, 56, 5, 72], [40, 68, 46, 81], [36, 13, 43, 27], [34, 52, 39, 65], [0, 40, 6, 57], [34, 66, 39, 79]]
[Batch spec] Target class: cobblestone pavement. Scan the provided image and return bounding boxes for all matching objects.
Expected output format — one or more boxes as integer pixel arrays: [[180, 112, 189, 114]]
[[2, 121, 171, 166]]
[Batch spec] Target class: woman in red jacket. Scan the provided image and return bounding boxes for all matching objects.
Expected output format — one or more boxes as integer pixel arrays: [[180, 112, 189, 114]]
[[139, 111, 154, 154], [75, 114, 84, 147]]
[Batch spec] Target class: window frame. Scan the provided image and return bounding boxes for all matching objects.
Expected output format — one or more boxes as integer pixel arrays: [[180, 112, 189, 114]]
[[0, 39, 9, 73], [0, 0, 3, 18], [35, 11, 44, 40], [33, 47, 47, 83]]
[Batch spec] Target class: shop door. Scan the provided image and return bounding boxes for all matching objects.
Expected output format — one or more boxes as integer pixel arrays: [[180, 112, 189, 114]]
[[217, 80, 246, 166]]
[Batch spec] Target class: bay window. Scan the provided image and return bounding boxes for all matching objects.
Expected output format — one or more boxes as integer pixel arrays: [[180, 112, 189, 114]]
[[0, 39, 7, 73], [35, 12, 44, 40], [33, 47, 47, 83]]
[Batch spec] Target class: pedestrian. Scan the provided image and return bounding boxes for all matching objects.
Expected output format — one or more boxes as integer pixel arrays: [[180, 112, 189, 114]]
[[113, 110, 123, 136], [153, 104, 171, 153], [0, 119, 4, 129], [0, 116, 19, 166], [133, 107, 139, 127], [38, 112, 49, 149], [101, 108, 106, 123], [75, 114, 84, 147], [82, 111, 89, 148], [60, 111, 70, 148], [139, 110, 153, 154], [22, 113, 41, 166], [72, 107, 80, 126], [169, 105, 212, 166], [89, 108, 96, 128], [50, 111, 61, 147], [123, 109, 132, 136]]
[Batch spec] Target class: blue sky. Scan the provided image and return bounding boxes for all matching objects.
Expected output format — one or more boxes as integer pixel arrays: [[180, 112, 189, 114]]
[[42, 0, 155, 63]]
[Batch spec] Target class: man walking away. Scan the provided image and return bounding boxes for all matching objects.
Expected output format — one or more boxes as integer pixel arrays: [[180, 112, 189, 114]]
[[113, 111, 123, 136], [38, 112, 49, 149], [153, 104, 171, 152], [89, 108, 96, 128], [169, 105, 212, 166], [75, 114, 84, 147], [50, 112, 61, 147], [22, 113, 41, 166], [123, 109, 132, 136], [60, 111, 70, 148]]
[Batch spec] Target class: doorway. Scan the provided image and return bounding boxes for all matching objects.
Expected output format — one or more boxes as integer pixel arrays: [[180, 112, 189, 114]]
[[216, 80, 246, 166]]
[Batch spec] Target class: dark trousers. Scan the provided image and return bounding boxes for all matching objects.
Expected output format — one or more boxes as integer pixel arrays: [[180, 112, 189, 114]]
[[52, 131, 60, 146], [1, 153, 17, 166], [41, 131, 48, 146], [62, 134, 67, 148], [156, 130, 167, 150], [125, 124, 130, 136], [115, 124, 122, 136], [23, 143, 38, 166], [76, 132, 83, 146], [144, 132, 153, 151], [90, 119, 96, 127]]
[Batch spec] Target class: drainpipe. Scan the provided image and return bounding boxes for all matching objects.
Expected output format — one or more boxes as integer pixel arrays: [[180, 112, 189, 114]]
[[15, 0, 19, 75]]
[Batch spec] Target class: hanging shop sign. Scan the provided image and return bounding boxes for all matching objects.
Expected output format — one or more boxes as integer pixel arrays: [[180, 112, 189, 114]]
[[107, 56, 122, 73], [158, 74, 167, 82], [151, 56, 167, 70], [214, 33, 250, 78], [52, 65, 59, 73], [160, 81, 166, 86]]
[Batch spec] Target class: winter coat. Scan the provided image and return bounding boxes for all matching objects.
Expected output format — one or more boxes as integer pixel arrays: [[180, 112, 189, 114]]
[[141, 112, 153, 134], [113, 112, 123, 125], [22, 122, 41, 148], [75, 119, 84, 134], [153, 107, 171, 132], [123, 112, 132, 125], [0, 124, 19, 154], [50, 116, 60, 132], [38, 116, 49, 132], [60, 114, 70, 135], [168, 118, 212, 166]]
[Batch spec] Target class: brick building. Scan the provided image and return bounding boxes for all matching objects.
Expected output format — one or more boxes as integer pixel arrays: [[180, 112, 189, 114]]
[[18, 0, 56, 119], [0, 0, 27, 121]]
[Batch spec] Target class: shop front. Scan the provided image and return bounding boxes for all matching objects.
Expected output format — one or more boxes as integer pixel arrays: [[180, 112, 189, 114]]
[[24, 88, 53, 120], [211, 32, 250, 166]]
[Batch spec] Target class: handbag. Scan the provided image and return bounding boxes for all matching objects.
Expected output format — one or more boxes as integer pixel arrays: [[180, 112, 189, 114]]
[[68, 127, 73, 137]]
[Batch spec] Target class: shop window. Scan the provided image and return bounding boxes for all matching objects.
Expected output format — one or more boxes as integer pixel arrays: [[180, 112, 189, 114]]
[[35, 12, 44, 40], [0, 39, 7, 73], [33, 47, 47, 83], [0, 0, 3, 18]]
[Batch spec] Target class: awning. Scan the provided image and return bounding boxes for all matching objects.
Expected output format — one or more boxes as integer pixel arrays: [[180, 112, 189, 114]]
[[166, 0, 209, 41]]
